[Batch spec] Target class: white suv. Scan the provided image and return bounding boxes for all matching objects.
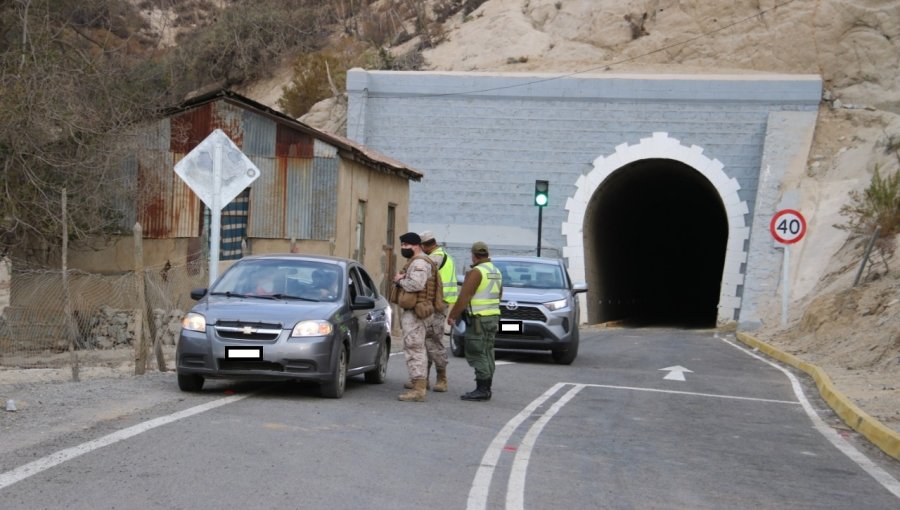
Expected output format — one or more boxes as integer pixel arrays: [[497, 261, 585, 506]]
[[450, 256, 587, 364]]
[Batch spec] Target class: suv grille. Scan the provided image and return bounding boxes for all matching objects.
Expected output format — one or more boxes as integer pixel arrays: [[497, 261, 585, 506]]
[[501, 305, 546, 322]]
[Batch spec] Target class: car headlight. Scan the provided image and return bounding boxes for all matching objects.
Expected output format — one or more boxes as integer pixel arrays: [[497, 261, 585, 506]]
[[291, 320, 334, 337], [543, 299, 568, 311], [181, 312, 206, 332]]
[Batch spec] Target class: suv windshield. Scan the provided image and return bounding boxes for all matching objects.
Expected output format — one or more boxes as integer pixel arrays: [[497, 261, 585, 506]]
[[493, 260, 565, 289]]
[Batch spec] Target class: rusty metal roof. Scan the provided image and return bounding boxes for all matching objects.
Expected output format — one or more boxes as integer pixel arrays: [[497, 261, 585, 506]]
[[167, 89, 423, 182]]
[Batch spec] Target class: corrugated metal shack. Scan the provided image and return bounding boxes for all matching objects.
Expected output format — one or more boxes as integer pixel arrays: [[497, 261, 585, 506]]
[[118, 89, 422, 287]]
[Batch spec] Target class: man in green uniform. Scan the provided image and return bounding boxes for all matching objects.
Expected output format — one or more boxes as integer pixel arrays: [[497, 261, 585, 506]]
[[447, 241, 502, 401]]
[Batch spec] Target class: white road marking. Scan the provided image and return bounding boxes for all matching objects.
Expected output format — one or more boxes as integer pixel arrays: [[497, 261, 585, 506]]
[[506, 384, 585, 510], [466, 382, 800, 510], [719, 334, 900, 499], [468, 381, 802, 510], [0, 393, 251, 491], [566, 383, 800, 405], [659, 365, 693, 381], [467, 383, 568, 510]]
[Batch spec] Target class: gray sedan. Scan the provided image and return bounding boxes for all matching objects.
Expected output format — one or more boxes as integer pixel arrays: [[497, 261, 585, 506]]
[[176, 254, 391, 398]]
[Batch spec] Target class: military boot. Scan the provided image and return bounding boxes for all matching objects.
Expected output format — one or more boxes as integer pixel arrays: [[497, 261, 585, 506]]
[[433, 366, 448, 392], [404, 362, 432, 390], [460, 379, 491, 401], [398, 378, 427, 402]]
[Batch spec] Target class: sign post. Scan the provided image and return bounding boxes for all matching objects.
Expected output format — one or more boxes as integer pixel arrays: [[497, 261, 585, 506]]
[[175, 129, 261, 286], [770, 209, 807, 327]]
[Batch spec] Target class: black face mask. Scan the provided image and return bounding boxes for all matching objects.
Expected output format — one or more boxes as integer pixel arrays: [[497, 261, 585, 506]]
[[401, 248, 414, 259]]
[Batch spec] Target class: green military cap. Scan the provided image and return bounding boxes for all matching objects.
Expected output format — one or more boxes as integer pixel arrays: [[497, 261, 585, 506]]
[[471, 241, 489, 256]]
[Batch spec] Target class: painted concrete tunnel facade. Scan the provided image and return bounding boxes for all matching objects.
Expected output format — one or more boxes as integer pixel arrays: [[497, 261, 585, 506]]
[[346, 69, 822, 326]]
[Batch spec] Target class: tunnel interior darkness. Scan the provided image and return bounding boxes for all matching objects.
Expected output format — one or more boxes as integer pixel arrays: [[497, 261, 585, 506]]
[[584, 158, 729, 328]]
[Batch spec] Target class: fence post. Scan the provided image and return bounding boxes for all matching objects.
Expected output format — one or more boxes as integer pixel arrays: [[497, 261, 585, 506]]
[[853, 225, 881, 287], [148, 274, 168, 371], [134, 223, 148, 375], [62, 189, 80, 382]]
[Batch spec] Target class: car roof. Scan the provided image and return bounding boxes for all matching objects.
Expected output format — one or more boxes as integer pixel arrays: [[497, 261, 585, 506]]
[[237, 253, 355, 267], [491, 256, 564, 265]]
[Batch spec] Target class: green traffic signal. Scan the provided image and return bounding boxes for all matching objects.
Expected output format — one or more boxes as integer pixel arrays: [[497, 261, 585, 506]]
[[534, 180, 549, 207]]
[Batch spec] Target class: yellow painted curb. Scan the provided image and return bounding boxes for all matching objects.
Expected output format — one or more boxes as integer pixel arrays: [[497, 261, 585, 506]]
[[736, 332, 900, 461]]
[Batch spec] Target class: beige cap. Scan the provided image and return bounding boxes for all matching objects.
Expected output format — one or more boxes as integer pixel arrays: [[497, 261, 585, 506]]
[[471, 241, 489, 256], [420, 230, 436, 243]]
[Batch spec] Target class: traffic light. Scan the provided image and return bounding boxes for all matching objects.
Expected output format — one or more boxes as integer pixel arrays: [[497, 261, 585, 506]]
[[534, 180, 549, 207]]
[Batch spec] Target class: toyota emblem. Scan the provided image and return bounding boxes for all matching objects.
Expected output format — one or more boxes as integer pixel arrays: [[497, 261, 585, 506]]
[[506, 302, 518, 311]]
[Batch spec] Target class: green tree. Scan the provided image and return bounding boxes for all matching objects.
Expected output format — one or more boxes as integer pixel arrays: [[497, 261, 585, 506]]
[[0, 0, 171, 262]]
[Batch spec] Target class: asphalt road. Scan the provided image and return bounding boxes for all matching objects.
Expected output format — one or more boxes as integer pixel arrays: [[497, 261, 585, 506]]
[[2, 327, 899, 509]]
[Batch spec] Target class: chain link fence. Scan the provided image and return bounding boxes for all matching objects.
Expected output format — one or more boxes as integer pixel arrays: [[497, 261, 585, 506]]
[[0, 255, 207, 376]]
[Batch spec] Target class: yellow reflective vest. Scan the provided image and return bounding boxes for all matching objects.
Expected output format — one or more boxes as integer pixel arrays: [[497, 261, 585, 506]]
[[471, 261, 501, 316], [430, 247, 458, 304]]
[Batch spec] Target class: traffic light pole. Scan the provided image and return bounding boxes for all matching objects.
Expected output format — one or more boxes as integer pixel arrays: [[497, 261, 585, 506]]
[[537, 206, 542, 257]]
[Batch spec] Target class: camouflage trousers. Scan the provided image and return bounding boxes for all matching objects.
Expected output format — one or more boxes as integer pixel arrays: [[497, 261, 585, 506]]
[[424, 309, 448, 370], [401, 310, 428, 380]]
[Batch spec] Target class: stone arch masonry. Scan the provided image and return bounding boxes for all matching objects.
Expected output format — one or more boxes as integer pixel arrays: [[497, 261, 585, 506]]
[[562, 132, 749, 324]]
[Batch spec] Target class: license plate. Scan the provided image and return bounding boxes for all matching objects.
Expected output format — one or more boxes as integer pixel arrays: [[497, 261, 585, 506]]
[[225, 346, 263, 359], [500, 320, 523, 334]]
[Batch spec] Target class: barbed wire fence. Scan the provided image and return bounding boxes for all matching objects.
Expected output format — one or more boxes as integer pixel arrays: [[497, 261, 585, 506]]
[[0, 250, 207, 379]]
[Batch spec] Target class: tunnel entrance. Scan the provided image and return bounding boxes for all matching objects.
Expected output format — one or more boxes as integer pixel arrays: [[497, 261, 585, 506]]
[[584, 158, 728, 328]]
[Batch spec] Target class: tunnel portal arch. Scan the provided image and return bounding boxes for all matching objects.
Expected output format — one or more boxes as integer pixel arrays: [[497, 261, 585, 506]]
[[562, 132, 749, 326]]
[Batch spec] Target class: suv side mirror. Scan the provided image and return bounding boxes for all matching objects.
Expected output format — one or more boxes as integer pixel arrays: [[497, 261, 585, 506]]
[[351, 295, 376, 310], [572, 282, 588, 294], [190, 288, 208, 300]]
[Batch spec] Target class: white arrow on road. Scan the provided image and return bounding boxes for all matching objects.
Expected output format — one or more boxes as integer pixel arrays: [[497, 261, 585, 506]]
[[659, 365, 693, 381]]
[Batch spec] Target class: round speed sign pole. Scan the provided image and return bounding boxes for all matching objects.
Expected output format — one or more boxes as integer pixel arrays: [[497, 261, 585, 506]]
[[770, 209, 807, 326]]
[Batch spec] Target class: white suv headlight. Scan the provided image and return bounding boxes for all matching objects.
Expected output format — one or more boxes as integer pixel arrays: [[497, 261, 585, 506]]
[[543, 299, 568, 311], [181, 312, 206, 332], [292, 320, 334, 337]]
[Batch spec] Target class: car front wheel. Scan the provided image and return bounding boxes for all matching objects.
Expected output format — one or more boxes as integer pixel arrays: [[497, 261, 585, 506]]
[[551, 329, 579, 365], [364, 338, 388, 384], [177, 373, 204, 392], [321, 343, 347, 398]]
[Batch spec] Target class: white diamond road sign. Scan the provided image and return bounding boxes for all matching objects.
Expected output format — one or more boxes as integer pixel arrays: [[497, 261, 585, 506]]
[[174, 129, 260, 209]]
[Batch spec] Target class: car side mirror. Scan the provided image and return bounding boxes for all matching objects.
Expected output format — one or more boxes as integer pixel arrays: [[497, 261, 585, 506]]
[[190, 288, 208, 300], [572, 282, 588, 294], [351, 295, 376, 310]]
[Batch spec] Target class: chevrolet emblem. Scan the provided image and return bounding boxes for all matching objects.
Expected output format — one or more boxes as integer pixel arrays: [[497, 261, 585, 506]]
[[242, 326, 253, 335]]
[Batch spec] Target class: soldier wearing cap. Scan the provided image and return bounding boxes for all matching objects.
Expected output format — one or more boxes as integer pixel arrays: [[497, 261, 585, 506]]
[[411, 230, 458, 392], [447, 241, 502, 401], [391, 232, 439, 402]]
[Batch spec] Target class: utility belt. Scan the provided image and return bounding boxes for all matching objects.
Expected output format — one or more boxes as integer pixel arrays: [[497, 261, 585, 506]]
[[462, 309, 497, 334]]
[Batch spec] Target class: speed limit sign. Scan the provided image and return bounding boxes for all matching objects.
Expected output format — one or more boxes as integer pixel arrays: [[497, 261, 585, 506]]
[[770, 209, 807, 244]]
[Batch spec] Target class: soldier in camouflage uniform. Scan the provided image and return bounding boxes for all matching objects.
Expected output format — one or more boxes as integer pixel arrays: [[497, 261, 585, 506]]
[[391, 232, 436, 402], [418, 230, 457, 392]]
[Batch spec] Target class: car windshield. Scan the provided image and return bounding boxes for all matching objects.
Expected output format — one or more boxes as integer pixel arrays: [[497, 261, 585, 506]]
[[494, 260, 566, 289], [211, 259, 344, 302]]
